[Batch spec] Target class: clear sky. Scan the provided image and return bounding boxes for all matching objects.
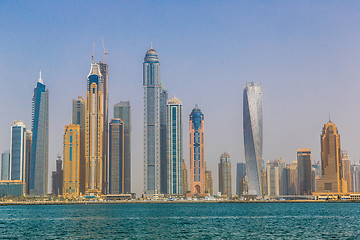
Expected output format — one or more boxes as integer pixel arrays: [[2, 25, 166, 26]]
[[1, 1, 360, 195]]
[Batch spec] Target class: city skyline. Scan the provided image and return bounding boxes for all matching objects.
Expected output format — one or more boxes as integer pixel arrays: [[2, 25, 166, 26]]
[[2, 2, 360, 195]]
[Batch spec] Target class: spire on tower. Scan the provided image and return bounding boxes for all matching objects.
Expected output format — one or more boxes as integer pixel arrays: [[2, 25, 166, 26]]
[[38, 70, 44, 84], [150, 41, 153, 49]]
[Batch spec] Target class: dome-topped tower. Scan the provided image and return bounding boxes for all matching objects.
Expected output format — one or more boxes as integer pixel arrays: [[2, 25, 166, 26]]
[[144, 46, 159, 63]]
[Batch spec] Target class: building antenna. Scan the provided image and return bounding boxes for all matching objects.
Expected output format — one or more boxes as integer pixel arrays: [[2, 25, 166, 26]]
[[151, 41, 153, 49], [102, 38, 109, 63], [91, 42, 95, 63], [329, 114, 331, 123]]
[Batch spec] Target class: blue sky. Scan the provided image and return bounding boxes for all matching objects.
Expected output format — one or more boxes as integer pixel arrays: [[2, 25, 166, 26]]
[[1, 1, 360, 194]]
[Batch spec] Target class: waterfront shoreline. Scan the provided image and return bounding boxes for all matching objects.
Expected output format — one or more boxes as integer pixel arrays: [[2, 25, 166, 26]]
[[1, 199, 360, 205]]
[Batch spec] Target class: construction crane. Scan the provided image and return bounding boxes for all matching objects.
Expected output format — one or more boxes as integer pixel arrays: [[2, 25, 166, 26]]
[[91, 42, 95, 63], [102, 38, 109, 63]]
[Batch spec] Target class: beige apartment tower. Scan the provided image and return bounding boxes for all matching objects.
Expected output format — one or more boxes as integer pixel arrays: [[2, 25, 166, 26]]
[[85, 63, 104, 196], [63, 124, 80, 198], [316, 121, 347, 193]]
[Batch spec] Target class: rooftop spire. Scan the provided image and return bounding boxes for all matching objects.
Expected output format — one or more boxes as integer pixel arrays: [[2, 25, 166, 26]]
[[38, 70, 43, 84], [150, 41, 153, 49]]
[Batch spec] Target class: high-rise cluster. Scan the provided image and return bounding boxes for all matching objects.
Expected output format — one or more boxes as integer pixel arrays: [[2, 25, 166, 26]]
[[58, 53, 133, 198], [0, 72, 48, 196]]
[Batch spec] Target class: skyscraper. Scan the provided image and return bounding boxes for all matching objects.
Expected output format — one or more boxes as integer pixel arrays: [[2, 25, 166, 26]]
[[236, 162, 246, 196], [51, 155, 63, 196], [25, 130, 32, 194], [114, 101, 131, 193], [297, 149, 312, 195], [266, 160, 279, 196], [288, 161, 298, 195], [205, 169, 213, 196], [85, 63, 104, 196], [218, 152, 232, 197], [97, 61, 109, 195], [167, 97, 183, 195], [189, 106, 205, 195], [243, 82, 263, 197], [341, 151, 351, 192], [63, 125, 80, 198], [316, 121, 347, 193], [143, 47, 168, 195], [72, 96, 86, 194], [109, 119, 125, 194], [182, 161, 189, 195], [351, 161, 360, 192], [1, 150, 10, 180], [10, 120, 26, 181], [29, 72, 49, 195]]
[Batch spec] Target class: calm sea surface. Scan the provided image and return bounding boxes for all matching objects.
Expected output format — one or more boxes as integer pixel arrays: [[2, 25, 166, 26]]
[[0, 202, 359, 239]]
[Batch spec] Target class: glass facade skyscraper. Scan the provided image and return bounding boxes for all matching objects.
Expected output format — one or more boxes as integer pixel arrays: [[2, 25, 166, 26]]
[[10, 120, 27, 181], [143, 47, 168, 195], [114, 101, 131, 193], [29, 72, 49, 195], [72, 96, 86, 194], [236, 162, 246, 196], [109, 119, 125, 194], [1, 150, 10, 180], [166, 97, 183, 195], [297, 149, 312, 195], [243, 82, 263, 196]]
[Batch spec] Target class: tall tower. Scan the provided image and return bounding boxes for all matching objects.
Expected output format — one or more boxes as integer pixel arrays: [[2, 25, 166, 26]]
[[143, 46, 168, 195], [109, 119, 125, 194], [114, 101, 131, 193], [51, 155, 63, 196], [10, 120, 27, 181], [297, 149, 312, 195], [29, 71, 49, 195], [189, 105, 205, 195], [182, 161, 189, 195], [97, 61, 109, 195], [1, 150, 10, 180], [63, 124, 80, 198], [341, 151, 352, 192], [236, 162, 246, 196], [167, 97, 183, 195], [243, 82, 263, 197], [85, 63, 104, 196], [218, 152, 232, 197], [317, 121, 347, 193], [25, 130, 32, 194], [72, 96, 86, 194]]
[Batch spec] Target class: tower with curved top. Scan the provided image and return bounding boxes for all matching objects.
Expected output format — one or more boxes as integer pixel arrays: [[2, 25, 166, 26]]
[[189, 105, 205, 195], [243, 82, 263, 196], [143, 46, 168, 195], [85, 63, 104, 195]]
